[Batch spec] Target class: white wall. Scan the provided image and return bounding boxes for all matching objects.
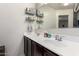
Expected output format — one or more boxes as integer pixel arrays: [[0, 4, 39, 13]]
[[56, 9, 73, 28], [0, 3, 35, 56], [39, 5, 56, 29]]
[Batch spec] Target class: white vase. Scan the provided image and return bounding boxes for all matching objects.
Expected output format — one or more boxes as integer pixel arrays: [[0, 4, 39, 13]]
[[27, 23, 33, 33]]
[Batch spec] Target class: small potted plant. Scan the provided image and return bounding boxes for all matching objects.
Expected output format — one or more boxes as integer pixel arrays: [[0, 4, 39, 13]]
[[25, 16, 35, 23], [36, 20, 43, 24], [35, 19, 43, 36], [36, 19, 43, 29]]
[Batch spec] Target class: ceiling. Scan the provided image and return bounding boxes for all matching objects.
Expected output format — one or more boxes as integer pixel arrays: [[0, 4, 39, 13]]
[[39, 3, 75, 10]]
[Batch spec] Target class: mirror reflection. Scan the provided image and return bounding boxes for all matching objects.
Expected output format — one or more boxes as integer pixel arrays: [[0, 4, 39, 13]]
[[36, 3, 79, 28]]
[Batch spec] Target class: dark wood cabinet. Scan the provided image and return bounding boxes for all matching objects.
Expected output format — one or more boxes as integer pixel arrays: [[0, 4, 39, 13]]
[[24, 36, 59, 56], [24, 36, 32, 56], [0, 46, 5, 56], [31, 41, 43, 56], [24, 36, 28, 56], [43, 48, 59, 56]]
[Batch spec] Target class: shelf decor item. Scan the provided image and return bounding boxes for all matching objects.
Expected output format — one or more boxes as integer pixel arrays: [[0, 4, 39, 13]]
[[25, 16, 35, 23], [27, 23, 33, 33], [25, 7, 44, 33], [36, 9, 44, 18], [25, 16, 35, 33], [25, 8, 36, 33], [36, 19, 43, 24], [34, 19, 44, 36], [25, 8, 35, 16], [36, 19, 43, 30]]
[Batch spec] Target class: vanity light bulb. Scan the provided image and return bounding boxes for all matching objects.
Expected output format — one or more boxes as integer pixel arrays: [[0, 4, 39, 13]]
[[64, 3, 69, 6]]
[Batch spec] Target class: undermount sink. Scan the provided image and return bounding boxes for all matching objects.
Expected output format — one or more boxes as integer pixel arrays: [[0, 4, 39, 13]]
[[42, 38, 67, 47], [36, 33, 66, 47]]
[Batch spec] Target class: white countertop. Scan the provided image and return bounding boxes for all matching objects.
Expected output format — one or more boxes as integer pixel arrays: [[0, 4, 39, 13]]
[[24, 32, 79, 56]]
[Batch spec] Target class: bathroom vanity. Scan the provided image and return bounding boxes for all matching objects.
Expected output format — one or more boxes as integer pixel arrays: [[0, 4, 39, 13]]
[[24, 36, 59, 56], [24, 32, 79, 56]]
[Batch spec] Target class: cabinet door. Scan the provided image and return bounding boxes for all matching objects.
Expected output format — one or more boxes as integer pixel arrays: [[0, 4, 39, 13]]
[[31, 41, 44, 56], [0, 46, 5, 56], [31, 41, 37, 56], [36, 43, 44, 56], [27, 38, 32, 56], [24, 36, 28, 56], [44, 48, 59, 56], [24, 36, 32, 56]]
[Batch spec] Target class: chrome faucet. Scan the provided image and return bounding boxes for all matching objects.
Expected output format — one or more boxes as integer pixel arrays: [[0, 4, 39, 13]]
[[55, 35, 62, 41]]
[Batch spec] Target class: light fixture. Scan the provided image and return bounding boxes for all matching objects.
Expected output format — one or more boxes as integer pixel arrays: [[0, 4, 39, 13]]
[[44, 3, 48, 4], [64, 3, 69, 6]]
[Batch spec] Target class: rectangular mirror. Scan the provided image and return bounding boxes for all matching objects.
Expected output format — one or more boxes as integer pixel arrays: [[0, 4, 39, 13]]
[[36, 3, 79, 29]]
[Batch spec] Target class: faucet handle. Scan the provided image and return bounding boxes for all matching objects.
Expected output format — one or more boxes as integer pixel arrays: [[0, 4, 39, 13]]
[[58, 36, 62, 41], [55, 35, 59, 40], [58, 36, 64, 41]]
